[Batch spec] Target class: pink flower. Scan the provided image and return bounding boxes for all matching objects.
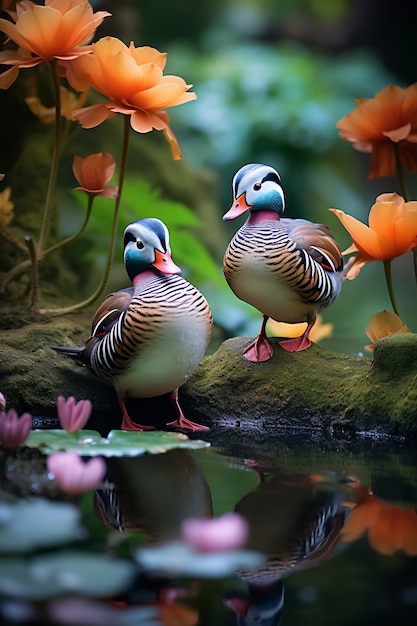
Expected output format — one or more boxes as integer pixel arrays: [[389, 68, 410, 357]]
[[57, 395, 92, 432], [181, 513, 249, 553], [47, 450, 106, 494], [0, 392, 6, 410], [0, 408, 32, 449]]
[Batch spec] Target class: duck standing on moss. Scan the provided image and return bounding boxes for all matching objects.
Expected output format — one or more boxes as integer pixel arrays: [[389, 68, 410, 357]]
[[223, 163, 351, 362], [55, 218, 213, 431]]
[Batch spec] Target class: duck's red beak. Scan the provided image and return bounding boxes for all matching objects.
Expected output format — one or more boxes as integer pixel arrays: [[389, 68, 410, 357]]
[[152, 249, 181, 274], [223, 193, 252, 220]]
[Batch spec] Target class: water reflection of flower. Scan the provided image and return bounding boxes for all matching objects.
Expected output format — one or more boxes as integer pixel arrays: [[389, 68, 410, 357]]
[[341, 485, 417, 556], [47, 450, 105, 494]]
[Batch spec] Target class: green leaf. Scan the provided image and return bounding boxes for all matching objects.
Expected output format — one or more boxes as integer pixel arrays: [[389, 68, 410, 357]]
[[24, 429, 210, 457], [0, 551, 135, 600], [135, 541, 264, 579], [0, 499, 80, 553]]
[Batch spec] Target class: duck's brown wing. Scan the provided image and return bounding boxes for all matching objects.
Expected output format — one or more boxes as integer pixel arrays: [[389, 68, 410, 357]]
[[282, 218, 343, 272], [90, 287, 134, 337]]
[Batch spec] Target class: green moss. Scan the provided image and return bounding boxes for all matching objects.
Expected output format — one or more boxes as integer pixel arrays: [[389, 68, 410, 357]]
[[183, 334, 417, 436]]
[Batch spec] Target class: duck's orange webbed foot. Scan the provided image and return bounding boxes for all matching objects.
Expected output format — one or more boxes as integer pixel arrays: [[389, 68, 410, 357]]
[[278, 319, 315, 353], [242, 315, 274, 362], [118, 397, 155, 431], [166, 390, 209, 432]]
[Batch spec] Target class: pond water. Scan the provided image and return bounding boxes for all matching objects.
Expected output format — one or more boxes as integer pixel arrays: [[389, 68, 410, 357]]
[[0, 424, 416, 626]]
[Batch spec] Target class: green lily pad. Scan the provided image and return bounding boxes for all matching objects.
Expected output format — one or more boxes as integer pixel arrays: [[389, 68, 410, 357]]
[[0, 499, 80, 554], [0, 551, 135, 600], [135, 542, 265, 579], [24, 429, 210, 457]]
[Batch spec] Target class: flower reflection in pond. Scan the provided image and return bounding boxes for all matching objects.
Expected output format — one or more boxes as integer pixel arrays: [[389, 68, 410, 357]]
[[47, 450, 106, 494], [341, 484, 417, 556]]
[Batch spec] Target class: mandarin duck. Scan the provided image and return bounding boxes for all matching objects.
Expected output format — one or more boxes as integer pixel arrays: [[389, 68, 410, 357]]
[[223, 163, 351, 362], [54, 218, 213, 431]]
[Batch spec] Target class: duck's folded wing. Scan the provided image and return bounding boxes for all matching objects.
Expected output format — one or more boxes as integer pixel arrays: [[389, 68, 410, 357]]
[[282, 218, 343, 272]]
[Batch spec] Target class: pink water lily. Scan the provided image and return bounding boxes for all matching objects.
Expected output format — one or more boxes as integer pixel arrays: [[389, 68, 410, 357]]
[[47, 450, 106, 494], [0, 408, 32, 449], [57, 395, 92, 432], [181, 513, 249, 553]]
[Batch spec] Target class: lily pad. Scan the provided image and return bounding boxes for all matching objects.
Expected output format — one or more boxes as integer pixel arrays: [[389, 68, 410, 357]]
[[24, 429, 210, 457], [0, 499, 80, 554], [135, 541, 265, 579], [0, 551, 135, 600]]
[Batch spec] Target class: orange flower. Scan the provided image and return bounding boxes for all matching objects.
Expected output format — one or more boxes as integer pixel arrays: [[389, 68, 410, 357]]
[[0, 0, 110, 89], [341, 486, 417, 556], [365, 310, 410, 352], [72, 152, 118, 198], [330, 192, 417, 278], [25, 85, 89, 123], [0, 186, 14, 226], [267, 314, 333, 343], [65, 37, 196, 160], [336, 84, 417, 179]]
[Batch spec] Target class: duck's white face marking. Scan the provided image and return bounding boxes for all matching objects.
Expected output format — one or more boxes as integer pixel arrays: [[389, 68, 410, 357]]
[[233, 164, 285, 213]]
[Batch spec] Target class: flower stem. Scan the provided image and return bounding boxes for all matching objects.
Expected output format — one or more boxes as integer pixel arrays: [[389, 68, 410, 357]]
[[38, 60, 62, 252], [392, 142, 417, 286], [38, 116, 131, 317], [383, 259, 401, 317], [24, 235, 39, 309], [43, 195, 94, 257]]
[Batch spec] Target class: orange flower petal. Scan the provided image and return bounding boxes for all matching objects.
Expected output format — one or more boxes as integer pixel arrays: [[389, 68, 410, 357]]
[[72, 102, 115, 128], [329, 208, 385, 258]]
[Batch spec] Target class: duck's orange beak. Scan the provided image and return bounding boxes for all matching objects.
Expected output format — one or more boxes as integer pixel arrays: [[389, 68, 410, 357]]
[[223, 193, 252, 220], [152, 249, 181, 274]]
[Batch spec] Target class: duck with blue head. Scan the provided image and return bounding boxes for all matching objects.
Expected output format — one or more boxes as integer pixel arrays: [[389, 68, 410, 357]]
[[223, 163, 352, 362], [54, 218, 213, 431]]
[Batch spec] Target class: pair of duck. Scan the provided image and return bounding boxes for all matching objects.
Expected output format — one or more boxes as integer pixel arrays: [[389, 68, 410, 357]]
[[56, 164, 350, 431]]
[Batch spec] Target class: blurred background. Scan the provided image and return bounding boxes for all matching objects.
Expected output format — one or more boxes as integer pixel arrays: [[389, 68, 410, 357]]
[[3, 0, 417, 353]]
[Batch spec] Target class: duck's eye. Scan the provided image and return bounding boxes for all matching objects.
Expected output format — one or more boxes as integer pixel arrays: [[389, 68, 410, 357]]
[[136, 240, 145, 250], [253, 182, 262, 191]]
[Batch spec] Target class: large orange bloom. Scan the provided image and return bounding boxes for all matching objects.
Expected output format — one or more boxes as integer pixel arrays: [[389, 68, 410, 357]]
[[330, 192, 417, 278], [0, 0, 110, 88], [336, 84, 417, 179], [65, 37, 196, 160], [341, 486, 417, 556]]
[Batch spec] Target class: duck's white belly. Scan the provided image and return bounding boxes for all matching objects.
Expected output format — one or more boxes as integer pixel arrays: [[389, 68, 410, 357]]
[[114, 315, 209, 398], [230, 257, 317, 324]]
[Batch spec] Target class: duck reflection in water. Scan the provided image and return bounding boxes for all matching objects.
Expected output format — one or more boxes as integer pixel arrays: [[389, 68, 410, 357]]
[[94, 449, 213, 539], [94, 455, 350, 626], [225, 471, 350, 626]]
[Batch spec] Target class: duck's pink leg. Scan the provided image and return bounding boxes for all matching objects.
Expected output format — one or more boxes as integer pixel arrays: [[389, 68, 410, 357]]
[[118, 397, 155, 431], [279, 318, 315, 352], [166, 389, 209, 431], [243, 315, 274, 362]]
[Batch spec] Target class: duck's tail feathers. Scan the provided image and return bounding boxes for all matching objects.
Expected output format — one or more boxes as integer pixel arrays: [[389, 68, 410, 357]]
[[53, 345, 85, 360]]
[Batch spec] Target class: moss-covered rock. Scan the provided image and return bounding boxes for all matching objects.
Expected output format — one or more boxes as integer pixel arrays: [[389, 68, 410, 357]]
[[0, 321, 416, 437], [182, 334, 417, 437]]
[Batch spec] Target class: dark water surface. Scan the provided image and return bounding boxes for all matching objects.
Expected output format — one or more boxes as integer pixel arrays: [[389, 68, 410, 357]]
[[1, 424, 416, 626]]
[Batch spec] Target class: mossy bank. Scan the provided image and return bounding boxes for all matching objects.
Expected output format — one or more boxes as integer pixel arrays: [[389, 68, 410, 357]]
[[0, 320, 416, 437]]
